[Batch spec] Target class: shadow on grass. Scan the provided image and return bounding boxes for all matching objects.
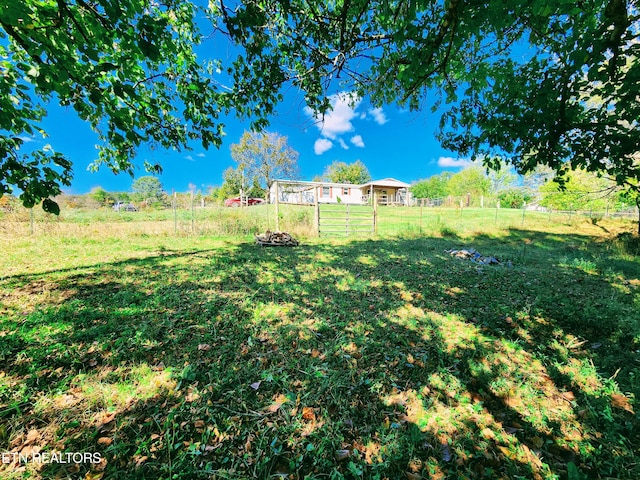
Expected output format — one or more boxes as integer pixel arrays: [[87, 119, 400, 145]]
[[0, 230, 638, 479]]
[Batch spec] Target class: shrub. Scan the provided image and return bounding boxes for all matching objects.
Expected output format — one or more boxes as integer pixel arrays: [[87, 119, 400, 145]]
[[497, 189, 532, 209], [613, 232, 640, 256]]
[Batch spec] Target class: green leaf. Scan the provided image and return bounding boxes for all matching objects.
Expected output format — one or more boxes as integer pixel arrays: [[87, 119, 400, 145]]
[[42, 198, 60, 215]]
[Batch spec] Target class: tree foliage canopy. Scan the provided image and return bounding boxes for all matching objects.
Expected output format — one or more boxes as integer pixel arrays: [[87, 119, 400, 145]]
[[217, 166, 263, 201], [88, 186, 112, 206], [321, 160, 371, 184], [131, 176, 164, 203], [1, 0, 261, 211], [2, 0, 639, 217], [219, 0, 640, 192], [230, 131, 299, 200], [447, 166, 491, 197], [410, 172, 453, 199], [539, 169, 621, 211]]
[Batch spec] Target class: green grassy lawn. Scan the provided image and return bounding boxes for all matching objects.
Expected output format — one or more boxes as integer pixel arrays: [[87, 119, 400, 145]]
[[1, 210, 639, 479]]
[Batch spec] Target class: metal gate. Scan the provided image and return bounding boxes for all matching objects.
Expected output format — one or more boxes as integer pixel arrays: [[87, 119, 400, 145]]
[[318, 204, 375, 236]]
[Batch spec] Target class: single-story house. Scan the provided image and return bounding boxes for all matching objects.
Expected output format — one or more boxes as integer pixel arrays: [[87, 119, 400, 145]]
[[270, 178, 411, 206]]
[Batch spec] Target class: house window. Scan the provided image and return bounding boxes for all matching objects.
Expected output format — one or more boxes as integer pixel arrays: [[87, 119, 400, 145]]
[[343, 187, 349, 196], [322, 186, 331, 197]]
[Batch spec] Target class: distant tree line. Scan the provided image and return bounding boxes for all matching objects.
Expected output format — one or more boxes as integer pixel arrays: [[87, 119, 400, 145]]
[[410, 164, 634, 211], [3, 130, 634, 214]]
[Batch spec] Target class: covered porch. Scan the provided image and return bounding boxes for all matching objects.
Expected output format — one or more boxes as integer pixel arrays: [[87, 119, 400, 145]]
[[360, 178, 411, 206]]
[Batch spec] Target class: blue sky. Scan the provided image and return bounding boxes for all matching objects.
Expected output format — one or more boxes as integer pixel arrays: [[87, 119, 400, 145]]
[[36, 89, 471, 195]]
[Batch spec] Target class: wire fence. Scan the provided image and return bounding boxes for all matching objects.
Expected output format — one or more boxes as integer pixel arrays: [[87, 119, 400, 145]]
[[412, 194, 638, 214], [0, 202, 314, 238], [1, 195, 638, 238], [378, 196, 638, 236]]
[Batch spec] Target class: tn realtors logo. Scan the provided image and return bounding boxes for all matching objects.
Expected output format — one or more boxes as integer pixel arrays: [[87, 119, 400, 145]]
[[2, 451, 103, 465]]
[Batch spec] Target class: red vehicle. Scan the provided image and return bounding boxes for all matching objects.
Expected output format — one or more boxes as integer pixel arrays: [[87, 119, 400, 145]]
[[224, 197, 265, 207]]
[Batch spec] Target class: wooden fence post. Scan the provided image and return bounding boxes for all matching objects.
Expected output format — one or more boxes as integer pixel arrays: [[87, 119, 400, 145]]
[[191, 191, 195, 234], [373, 191, 378, 235], [314, 186, 320, 236], [173, 191, 177, 234], [274, 181, 280, 232]]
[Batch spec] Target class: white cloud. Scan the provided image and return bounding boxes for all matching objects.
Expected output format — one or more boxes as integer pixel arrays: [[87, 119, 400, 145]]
[[368, 107, 388, 125], [437, 156, 472, 168], [306, 92, 360, 140], [196, 152, 206, 158], [184, 155, 194, 162], [338, 138, 349, 150], [314, 138, 333, 155], [350, 135, 365, 148]]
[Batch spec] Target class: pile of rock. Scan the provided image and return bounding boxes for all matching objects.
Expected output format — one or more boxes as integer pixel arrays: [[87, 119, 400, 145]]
[[255, 231, 299, 247], [446, 248, 511, 266]]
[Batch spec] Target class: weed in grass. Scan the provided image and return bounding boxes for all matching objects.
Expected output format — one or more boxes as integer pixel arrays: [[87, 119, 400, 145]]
[[613, 231, 640, 257], [439, 225, 458, 237], [570, 257, 599, 274]]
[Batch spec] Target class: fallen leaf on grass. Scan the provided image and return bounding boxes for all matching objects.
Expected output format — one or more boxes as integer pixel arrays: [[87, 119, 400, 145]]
[[245, 434, 254, 452], [302, 406, 316, 421], [194, 420, 205, 428], [300, 419, 325, 437], [96, 412, 117, 428], [265, 394, 289, 413], [85, 472, 104, 480], [18, 445, 41, 459], [97, 437, 113, 446], [611, 393, 634, 413], [310, 349, 325, 359], [197, 344, 212, 351], [25, 429, 40, 445], [363, 441, 381, 464], [250, 381, 261, 390], [185, 391, 200, 403]]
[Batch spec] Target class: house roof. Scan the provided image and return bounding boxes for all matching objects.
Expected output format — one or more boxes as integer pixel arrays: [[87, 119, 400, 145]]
[[272, 177, 410, 189], [272, 179, 359, 188], [360, 178, 410, 189]]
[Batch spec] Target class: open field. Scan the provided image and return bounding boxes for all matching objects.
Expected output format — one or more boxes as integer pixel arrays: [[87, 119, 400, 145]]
[[2, 203, 638, 239], [1, 210, 639, 479]]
